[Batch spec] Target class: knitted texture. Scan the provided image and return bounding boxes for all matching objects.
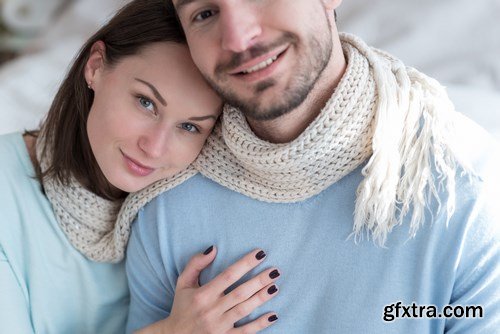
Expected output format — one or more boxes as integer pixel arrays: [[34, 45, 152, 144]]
[[36, 135, 123, 261], [39, 33, 461, 262], [193, 40, 376, 201], [36, 127, 196, 262]]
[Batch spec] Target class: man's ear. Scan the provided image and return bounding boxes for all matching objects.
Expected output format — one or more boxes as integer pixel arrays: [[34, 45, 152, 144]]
[[322, 0, 342, 11], [84, 41, 106, 89]]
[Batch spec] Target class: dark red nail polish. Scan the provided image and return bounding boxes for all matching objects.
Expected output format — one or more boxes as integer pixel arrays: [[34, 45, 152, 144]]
[[269, 269, 280, 279], [267, 285, 278, 295], [255, 250, 266, 260], [203, 245, 214, 255], [268, 315, 278, 322]]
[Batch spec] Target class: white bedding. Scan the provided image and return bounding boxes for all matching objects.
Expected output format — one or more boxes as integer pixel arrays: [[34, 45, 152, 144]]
[[0, 0, 499, 140]]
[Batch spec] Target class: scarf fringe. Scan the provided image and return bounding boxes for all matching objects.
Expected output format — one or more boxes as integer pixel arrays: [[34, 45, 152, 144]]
[[347, 34, 464, 245]]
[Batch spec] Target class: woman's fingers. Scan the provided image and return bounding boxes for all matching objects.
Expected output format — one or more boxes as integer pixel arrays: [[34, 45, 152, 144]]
[[203, 249, 267, 296], [228, 312, 279, 334], [224, 283, 279, 325], [177, 245, 218, 289], [218, 267, 281, 312], [168, 247, 279, 334]]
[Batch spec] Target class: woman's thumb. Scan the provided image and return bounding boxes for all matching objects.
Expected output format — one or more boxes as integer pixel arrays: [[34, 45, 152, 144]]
[[177, 245, 217, 289]]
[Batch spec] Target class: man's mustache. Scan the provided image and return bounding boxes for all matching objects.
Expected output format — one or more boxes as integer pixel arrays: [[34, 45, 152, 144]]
[[215, 33, 296, 74]]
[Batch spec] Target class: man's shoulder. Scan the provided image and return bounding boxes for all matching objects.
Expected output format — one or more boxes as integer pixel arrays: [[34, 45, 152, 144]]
[[446, 113, 500, 241], [451, 112, 500, 182], [135, 173, 235, 225], [151, 173, 230, 203]]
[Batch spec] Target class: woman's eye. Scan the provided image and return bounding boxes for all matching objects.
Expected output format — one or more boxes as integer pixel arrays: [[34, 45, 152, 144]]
[[194, 10, 215, 22], [180, 123, 199, 133], [139, 97, 156, 113]]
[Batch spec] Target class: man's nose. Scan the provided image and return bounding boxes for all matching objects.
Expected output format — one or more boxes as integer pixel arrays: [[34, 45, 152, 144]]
[[138, 126, 170, 159], [220, 5, 262, 53]]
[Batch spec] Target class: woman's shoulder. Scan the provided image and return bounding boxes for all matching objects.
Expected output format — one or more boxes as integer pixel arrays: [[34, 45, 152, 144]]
[[0, 131, 24, 148], [0, 132, 41, 216], [0, 132, 35, 176], [0, 132, 29, 160], [0, 132, 51, 250]]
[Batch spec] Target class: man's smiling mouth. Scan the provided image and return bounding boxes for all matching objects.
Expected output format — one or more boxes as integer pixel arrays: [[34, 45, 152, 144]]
[[229, 46, 288, 77], [241, 54, 279, 74]]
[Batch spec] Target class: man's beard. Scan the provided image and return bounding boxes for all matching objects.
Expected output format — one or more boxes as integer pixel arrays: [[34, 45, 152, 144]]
[[206, 31, 333, 121]]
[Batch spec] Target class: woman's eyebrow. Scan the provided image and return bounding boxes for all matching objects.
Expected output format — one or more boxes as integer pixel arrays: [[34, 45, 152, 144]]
[[175, 0, 198, 14], [135, 78, 167, 106]]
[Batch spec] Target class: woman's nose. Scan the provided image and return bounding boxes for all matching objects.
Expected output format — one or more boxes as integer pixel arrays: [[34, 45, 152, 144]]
[[138, 126, 170, 159]]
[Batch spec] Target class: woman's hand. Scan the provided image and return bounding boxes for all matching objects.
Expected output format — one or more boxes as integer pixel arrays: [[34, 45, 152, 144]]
[[137, 246, 280, 334]]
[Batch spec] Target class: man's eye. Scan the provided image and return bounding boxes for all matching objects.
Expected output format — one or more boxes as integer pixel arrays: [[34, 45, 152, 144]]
[[194, 10, 215, 22], [180, 123, 199, 133]]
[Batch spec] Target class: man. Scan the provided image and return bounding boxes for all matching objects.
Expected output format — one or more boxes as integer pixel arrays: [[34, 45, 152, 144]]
[[125, 0, 500, 332]]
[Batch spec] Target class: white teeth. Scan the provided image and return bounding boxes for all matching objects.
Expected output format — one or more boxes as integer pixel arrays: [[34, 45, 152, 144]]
[[242, 55, 278, 74]]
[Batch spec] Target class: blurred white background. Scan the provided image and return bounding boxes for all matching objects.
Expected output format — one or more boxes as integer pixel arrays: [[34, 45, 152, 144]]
[[0, 0, 499, 139]]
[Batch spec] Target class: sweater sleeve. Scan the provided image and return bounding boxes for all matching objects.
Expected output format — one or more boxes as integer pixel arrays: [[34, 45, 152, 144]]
[[445, 173, 500, 333], [0, 247, 34, 334], [125, 204, 175, 334]]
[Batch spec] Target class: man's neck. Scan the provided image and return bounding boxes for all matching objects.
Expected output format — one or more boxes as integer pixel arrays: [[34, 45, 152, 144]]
[[247, 34, 347, 144]]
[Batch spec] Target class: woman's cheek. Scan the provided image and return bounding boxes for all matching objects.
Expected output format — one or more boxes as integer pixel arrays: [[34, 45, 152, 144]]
[[185, 137, 206, 163]]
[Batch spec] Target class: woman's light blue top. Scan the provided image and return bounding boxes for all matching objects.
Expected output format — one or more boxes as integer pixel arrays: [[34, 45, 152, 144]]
[[0, 133, 129, 334]]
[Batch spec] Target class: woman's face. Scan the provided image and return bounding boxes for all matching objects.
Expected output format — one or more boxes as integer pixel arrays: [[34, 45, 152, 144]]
[[85, 42, 222, 193]]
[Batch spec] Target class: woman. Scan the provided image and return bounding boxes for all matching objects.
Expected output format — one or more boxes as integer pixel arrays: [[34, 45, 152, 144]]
[[0, 0, 280, 333]]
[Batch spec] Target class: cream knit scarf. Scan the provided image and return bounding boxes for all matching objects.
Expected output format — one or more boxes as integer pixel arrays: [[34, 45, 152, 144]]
[[36, 132, 194, 261], [39, 33, 462, 262], [36, 133, 124, 261]]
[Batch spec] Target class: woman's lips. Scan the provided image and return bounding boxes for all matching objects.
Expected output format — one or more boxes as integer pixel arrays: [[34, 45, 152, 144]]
[[121, 150, 155, 177]]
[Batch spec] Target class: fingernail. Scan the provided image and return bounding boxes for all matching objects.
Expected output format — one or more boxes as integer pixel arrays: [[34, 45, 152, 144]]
[[203, 245, 214, 255], [267, 285, 278, 295], [255, 250, 266, 260], [269, 269, 280, 279], [268, 315, 278, 322]]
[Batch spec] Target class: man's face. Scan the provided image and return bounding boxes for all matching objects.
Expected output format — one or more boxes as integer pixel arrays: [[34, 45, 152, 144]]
[[174, 0, 340, 121]]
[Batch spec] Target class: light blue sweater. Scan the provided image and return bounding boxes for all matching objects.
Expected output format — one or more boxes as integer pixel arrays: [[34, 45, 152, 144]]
[[0, 133, 129, 334], [126, 119, 500, 333]]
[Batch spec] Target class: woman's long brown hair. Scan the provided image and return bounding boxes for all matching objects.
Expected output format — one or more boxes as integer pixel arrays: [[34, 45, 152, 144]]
[[29, 0, 185, 201]]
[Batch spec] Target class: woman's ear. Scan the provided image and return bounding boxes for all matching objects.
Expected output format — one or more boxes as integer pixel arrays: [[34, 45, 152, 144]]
[[84, 41, 106, 89], [322, 0, 342, 11]]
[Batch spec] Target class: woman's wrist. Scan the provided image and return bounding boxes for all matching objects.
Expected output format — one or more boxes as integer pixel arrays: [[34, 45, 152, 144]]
[[135, 317, 175, 334]]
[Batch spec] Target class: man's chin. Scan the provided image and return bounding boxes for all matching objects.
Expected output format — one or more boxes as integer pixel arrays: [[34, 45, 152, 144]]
[[234, 101, 296, 121], [215, 80, 310, 120], [240, 91, 311, 121]]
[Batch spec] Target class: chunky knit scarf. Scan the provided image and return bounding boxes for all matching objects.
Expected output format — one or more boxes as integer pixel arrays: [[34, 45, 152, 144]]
[[40, 33, 461, 262], [36, 131, 195, 261], [36, 136, 122, 260]]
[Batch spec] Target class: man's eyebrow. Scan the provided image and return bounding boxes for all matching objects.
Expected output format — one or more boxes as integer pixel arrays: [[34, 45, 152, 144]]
[[135, 78, 167, 106], [189, 115, 218, 121]]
